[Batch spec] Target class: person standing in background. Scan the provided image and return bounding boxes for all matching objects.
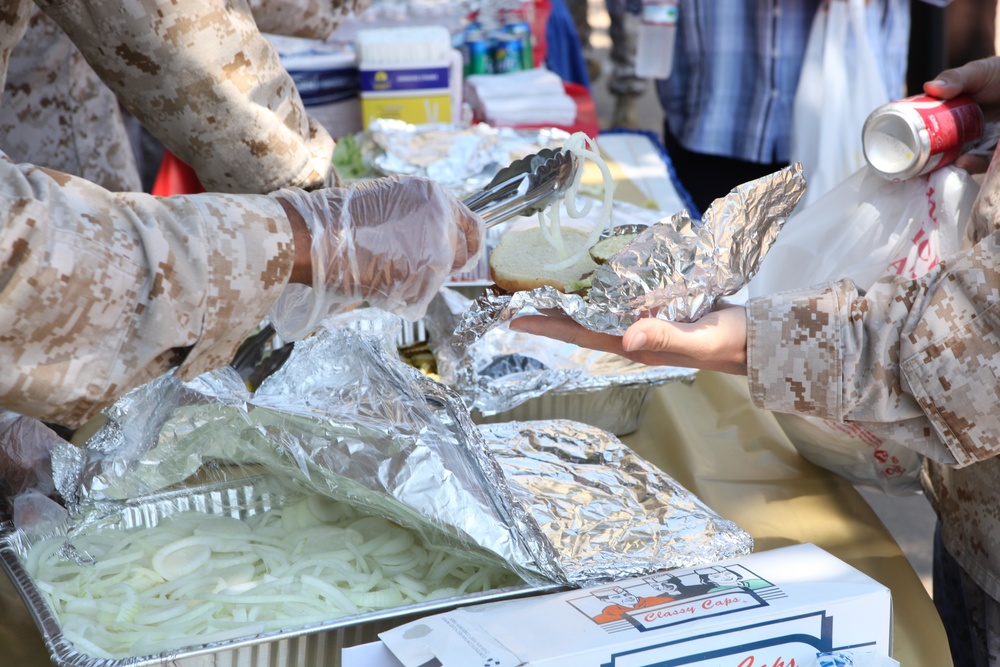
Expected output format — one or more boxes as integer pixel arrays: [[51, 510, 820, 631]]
[[605, 0, 647, 128], [658, 0, 911, 215], [565, 0, 648, 128]]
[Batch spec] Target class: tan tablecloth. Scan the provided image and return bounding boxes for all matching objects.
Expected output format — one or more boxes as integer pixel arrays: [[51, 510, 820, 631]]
[[622, 371, 953, 667]]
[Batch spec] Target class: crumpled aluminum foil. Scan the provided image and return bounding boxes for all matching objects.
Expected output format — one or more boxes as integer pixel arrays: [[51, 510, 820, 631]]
[[425, 289, 695, 416], [456, 163, 807, 343], [51, 309, 750, 586], [364, 119, 569, 193], [482, 419, 753, 582]]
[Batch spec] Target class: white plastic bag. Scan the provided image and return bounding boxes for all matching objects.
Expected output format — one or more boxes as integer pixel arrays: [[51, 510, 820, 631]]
[[751, 165, 978, 293], [747, 164, 980, 494], [791, 0, 890, 208]]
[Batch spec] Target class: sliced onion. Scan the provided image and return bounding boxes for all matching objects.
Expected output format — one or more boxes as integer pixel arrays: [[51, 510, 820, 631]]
[[23, 493, 522, 659], [150, 537, 214, 581], [541, 131, 617, 271]]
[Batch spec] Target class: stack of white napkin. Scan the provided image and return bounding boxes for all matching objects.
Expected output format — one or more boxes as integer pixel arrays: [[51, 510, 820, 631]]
[[464, 68, 576, 127]]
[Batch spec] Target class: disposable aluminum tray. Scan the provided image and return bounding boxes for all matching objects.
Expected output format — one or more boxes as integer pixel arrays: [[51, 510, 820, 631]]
[[0, 476, 558, 667], [471, 381, 654, 436]]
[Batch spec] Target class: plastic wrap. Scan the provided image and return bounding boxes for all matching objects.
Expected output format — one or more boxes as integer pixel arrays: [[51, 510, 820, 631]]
[[51, 309, 750, 588], [455, 163, 808, 342], [0, 411, 60, 500], [0, 412, 71, 534]]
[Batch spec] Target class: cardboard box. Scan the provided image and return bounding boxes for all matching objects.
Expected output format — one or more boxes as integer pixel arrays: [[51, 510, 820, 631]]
[[374, 544, 892, 667]]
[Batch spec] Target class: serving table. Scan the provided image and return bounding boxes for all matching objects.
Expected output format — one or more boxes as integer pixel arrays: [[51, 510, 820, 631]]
[[0, 132, 952, 667]]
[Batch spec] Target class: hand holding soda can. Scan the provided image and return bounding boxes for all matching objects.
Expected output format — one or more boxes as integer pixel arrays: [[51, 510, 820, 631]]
[[862, 95, 985, 181]]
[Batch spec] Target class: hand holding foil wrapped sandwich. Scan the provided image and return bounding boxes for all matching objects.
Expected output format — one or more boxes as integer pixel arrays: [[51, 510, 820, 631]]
[[457, 164, 807, 370], [511, 304, 750, 375]]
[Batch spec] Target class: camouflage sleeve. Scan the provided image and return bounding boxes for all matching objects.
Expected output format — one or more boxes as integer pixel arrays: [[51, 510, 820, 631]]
[[747, 230, 1000, 467], [0, 8, 143, 192], [0, 154, 295, 427], [32, 0, 335, 194], [247, 0, 369, 40]]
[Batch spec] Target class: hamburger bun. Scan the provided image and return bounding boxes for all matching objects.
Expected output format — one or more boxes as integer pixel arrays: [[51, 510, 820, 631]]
[[489, 227, 599, 293]]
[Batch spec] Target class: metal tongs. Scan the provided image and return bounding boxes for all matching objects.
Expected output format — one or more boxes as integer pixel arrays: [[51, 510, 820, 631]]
[[462, 148, 579, 228]]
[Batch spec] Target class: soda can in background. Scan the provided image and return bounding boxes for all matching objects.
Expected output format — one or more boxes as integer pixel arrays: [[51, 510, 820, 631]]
[[505, 20, 534, 70], [491, 31, 523, 74], [464, 30, 493, 75], [863, 94, 985, 181]]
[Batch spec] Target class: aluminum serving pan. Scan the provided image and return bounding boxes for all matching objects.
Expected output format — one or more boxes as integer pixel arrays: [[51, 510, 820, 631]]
[[471, 381, 655, 436], [0, 475, 557, 667]]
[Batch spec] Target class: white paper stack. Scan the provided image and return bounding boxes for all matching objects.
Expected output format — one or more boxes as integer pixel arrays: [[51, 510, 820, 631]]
[[465, 68, 576, 127]]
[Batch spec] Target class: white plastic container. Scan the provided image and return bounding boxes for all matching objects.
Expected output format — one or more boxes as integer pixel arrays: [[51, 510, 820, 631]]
[[356, 26, 464, 127], [635, 0, 678, 80]]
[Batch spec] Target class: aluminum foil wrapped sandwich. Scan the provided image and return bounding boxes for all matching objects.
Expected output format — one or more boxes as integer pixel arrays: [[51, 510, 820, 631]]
[[456, 163, 807, 343]]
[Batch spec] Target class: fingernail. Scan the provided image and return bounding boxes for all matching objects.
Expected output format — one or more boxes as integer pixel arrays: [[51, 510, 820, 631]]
[[926, 79, 947, 87], [625, 331, 647, 352]]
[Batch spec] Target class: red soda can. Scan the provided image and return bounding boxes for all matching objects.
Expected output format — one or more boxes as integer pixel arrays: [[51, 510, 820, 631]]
[[862, 95, 984, 181]]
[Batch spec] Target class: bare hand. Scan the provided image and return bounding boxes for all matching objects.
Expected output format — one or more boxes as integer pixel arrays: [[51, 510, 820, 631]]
[[509, 306, 749, 375], [924, 56, 1000, 173]]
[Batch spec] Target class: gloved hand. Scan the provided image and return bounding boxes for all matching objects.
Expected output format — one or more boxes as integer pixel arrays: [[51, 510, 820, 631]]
[[270, 175, 484, 340]]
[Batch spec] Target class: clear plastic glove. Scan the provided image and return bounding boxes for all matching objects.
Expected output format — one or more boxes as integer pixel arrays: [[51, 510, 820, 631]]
[[0, 411, 59, 500], [270, 175, 484, 340]]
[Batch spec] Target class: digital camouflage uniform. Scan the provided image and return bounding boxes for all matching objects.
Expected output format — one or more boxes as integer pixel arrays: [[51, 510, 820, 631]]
[[0, 0, 366, 193], [0, 0, 365, 426], [0, 0, 369, 194], [746, 144, 1000, 663], [0, 8, 142, 191]]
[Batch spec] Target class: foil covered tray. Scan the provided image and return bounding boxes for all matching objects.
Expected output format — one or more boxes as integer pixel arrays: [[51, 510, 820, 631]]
[[0, 474, 557, 667], [421, 289, 696, 436], [472, 381, 654, 436]]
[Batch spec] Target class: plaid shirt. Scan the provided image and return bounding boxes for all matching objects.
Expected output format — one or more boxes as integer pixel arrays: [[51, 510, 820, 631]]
[[657, 0, 910, 164]]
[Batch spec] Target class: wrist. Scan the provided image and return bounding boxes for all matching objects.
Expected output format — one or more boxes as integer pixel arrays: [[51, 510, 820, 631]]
[[277, 197, 314, 285]]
